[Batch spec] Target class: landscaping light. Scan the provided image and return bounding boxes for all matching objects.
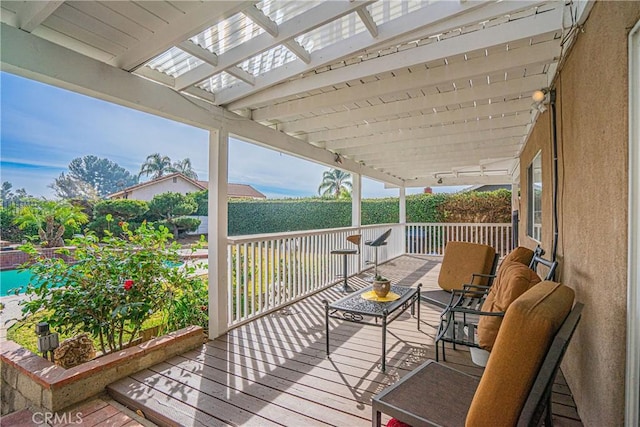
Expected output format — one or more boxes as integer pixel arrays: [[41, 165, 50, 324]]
[[35, 322, 59, 361]]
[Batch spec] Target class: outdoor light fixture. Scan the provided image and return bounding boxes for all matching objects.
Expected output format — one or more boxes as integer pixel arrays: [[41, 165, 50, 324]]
[[36, 321, 59, 361], [532, 89, 547, 103], [532, 89, 550, 113], [437, 178, 443, 184], [334, 153, 343, 164]]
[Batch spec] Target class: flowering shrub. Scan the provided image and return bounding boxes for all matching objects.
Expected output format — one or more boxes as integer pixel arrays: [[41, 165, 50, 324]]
[[17, 218, 206, 354]]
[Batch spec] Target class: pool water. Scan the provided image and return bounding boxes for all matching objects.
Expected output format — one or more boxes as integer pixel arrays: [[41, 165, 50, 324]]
[[0, 269, 35, 297], [0, 261, 186, 297]]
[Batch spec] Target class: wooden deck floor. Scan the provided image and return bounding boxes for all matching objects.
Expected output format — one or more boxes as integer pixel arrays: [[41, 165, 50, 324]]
[[108, 254, 582, 427]]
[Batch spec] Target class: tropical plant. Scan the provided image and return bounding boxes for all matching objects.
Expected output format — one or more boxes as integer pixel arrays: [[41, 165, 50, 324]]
[[139, 153, 173, 180], [14, 200, 89, 247], [172, 158, 198, 180], [16, 220, 202, 354], [147, 192, 198, 238], [51, 155, 137, 198], [317, 169, 352, 198]]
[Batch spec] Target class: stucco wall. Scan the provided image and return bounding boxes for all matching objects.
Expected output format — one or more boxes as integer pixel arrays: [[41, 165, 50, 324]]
[[519, 2, 640, 425], [130, 178, 201, 201]]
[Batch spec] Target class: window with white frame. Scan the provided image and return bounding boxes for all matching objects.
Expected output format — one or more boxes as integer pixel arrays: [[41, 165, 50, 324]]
[[527, 151, 542, 241]]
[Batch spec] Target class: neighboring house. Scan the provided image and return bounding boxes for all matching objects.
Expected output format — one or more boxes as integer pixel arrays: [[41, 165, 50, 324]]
[[107, 172, 266, 200], [463, 184, 512, 193]]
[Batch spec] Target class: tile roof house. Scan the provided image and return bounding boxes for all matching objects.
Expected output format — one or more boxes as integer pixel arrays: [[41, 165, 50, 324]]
[[107, 172, 266, 201]]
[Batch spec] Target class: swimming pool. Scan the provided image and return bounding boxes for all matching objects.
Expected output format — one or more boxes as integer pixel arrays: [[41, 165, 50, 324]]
[[0, 260, 187, 297], [0, 269, 35, 297]]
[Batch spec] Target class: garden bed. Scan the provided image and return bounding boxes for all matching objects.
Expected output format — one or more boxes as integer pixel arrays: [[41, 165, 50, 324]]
[[0, 326, 205, 415]]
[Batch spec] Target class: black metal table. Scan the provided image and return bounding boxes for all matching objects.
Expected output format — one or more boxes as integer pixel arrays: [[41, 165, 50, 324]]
[[323, 284, 421, 372]]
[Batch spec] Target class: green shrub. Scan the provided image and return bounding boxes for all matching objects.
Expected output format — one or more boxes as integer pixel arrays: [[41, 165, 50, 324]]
[[15, 220, 200, 354], [0, 207, 37, 243]]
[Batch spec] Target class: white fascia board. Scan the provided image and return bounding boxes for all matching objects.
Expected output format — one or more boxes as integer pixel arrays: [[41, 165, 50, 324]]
[[314, 102, 532, 145], [16, 1, 63, 32], [252, 37, 560, 121], [281, 74, 547, 133], [175, 0, 375, 91], [222, 1, 557, 108], [111, 1, 256, 71], [323, 98, 532, 148], [0, 23, 402, 186]]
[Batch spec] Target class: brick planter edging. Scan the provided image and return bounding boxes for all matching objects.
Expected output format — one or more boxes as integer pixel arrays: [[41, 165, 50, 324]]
[[0, 326, 205, 413]]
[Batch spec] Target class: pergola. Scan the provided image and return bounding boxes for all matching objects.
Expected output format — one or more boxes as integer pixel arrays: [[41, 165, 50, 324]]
[[0, 0, 594, 337]]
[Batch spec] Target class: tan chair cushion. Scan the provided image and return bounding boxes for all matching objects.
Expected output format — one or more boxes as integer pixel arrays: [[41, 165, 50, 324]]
[[438, 241, 496, 291], [466, 281, 575, 427], [477, 261, 542, 350], [502, 246, 535, 266]]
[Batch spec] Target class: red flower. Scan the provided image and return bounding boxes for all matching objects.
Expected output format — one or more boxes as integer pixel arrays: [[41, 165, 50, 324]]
[[124, 280, 134, 290], [118, 221, 124, 227], [200, 306, 207, 312]]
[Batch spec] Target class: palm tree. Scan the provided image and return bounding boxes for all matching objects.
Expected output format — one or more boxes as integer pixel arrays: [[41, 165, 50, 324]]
[[318, 169, 352, 198], [172, 158, 198, 180], [139, 153, 173, 180]]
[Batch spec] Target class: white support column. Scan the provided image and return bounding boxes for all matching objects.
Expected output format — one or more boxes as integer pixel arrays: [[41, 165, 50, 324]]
[[208, 128, 229, 339], [399, 187, 407, 224], [352, 173, 361, 228]]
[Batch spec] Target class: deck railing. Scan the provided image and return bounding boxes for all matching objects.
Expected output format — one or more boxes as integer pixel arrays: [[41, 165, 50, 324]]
[[405, 223, 513, 258], [226, 222, 511, 326]]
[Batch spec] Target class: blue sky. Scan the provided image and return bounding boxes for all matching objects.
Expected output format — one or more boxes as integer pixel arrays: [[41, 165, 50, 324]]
[[1, 72, 453, 199]]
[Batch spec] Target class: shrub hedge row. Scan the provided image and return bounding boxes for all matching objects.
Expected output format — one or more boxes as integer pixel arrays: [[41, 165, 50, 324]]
[[228, 190, 510, 236]]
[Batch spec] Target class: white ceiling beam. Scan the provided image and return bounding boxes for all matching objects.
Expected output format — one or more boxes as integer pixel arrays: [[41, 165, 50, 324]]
[[404, 174, 514, 187], [222, 1, 555, 108], [179, 40, 255, 85], [178, 41, 219, 65], [284, 40, 311, 64], [242, 5, 278, 36], [111, 1, 255, 71], [175, 0, 375, 91], [342, 129, 526, 158], [280, 74, 547, 133], [324, 114, 529, 153], [382, 156, 517, 174], [320, 97, 532, 148], [312, 100, 532, 145], [225, 67, 256, 86], [366, 146, 519, 168], [354, 140, 522, 166], [253, 40, 559, 121], [16, 1, 64, 32], [1, 22, 402, 187], [357, 6, 378, 38], [242, 5, 312, 64], [133, 66, 217, 104]]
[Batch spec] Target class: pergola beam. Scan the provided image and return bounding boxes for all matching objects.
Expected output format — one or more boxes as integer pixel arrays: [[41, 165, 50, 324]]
[[16, 1, 64, 32], [311, 101, 532, 144], [242, 5, 311, 64], [111, 1, 255, 71], [279, 74, 547, 133], [323, 98, 532, 149], [175, 0, 374, 91], [252, 38, 559, 121], [357, 6, 378, 38], [222, 1, 556, 108], [404, 174, 513, 187]]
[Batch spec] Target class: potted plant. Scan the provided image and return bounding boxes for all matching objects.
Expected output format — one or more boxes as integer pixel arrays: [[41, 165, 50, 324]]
[[373, 275, 391, 298]]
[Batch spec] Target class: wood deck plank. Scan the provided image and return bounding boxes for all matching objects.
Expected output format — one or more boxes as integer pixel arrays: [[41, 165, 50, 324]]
[[107, 255, 581, 426]]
